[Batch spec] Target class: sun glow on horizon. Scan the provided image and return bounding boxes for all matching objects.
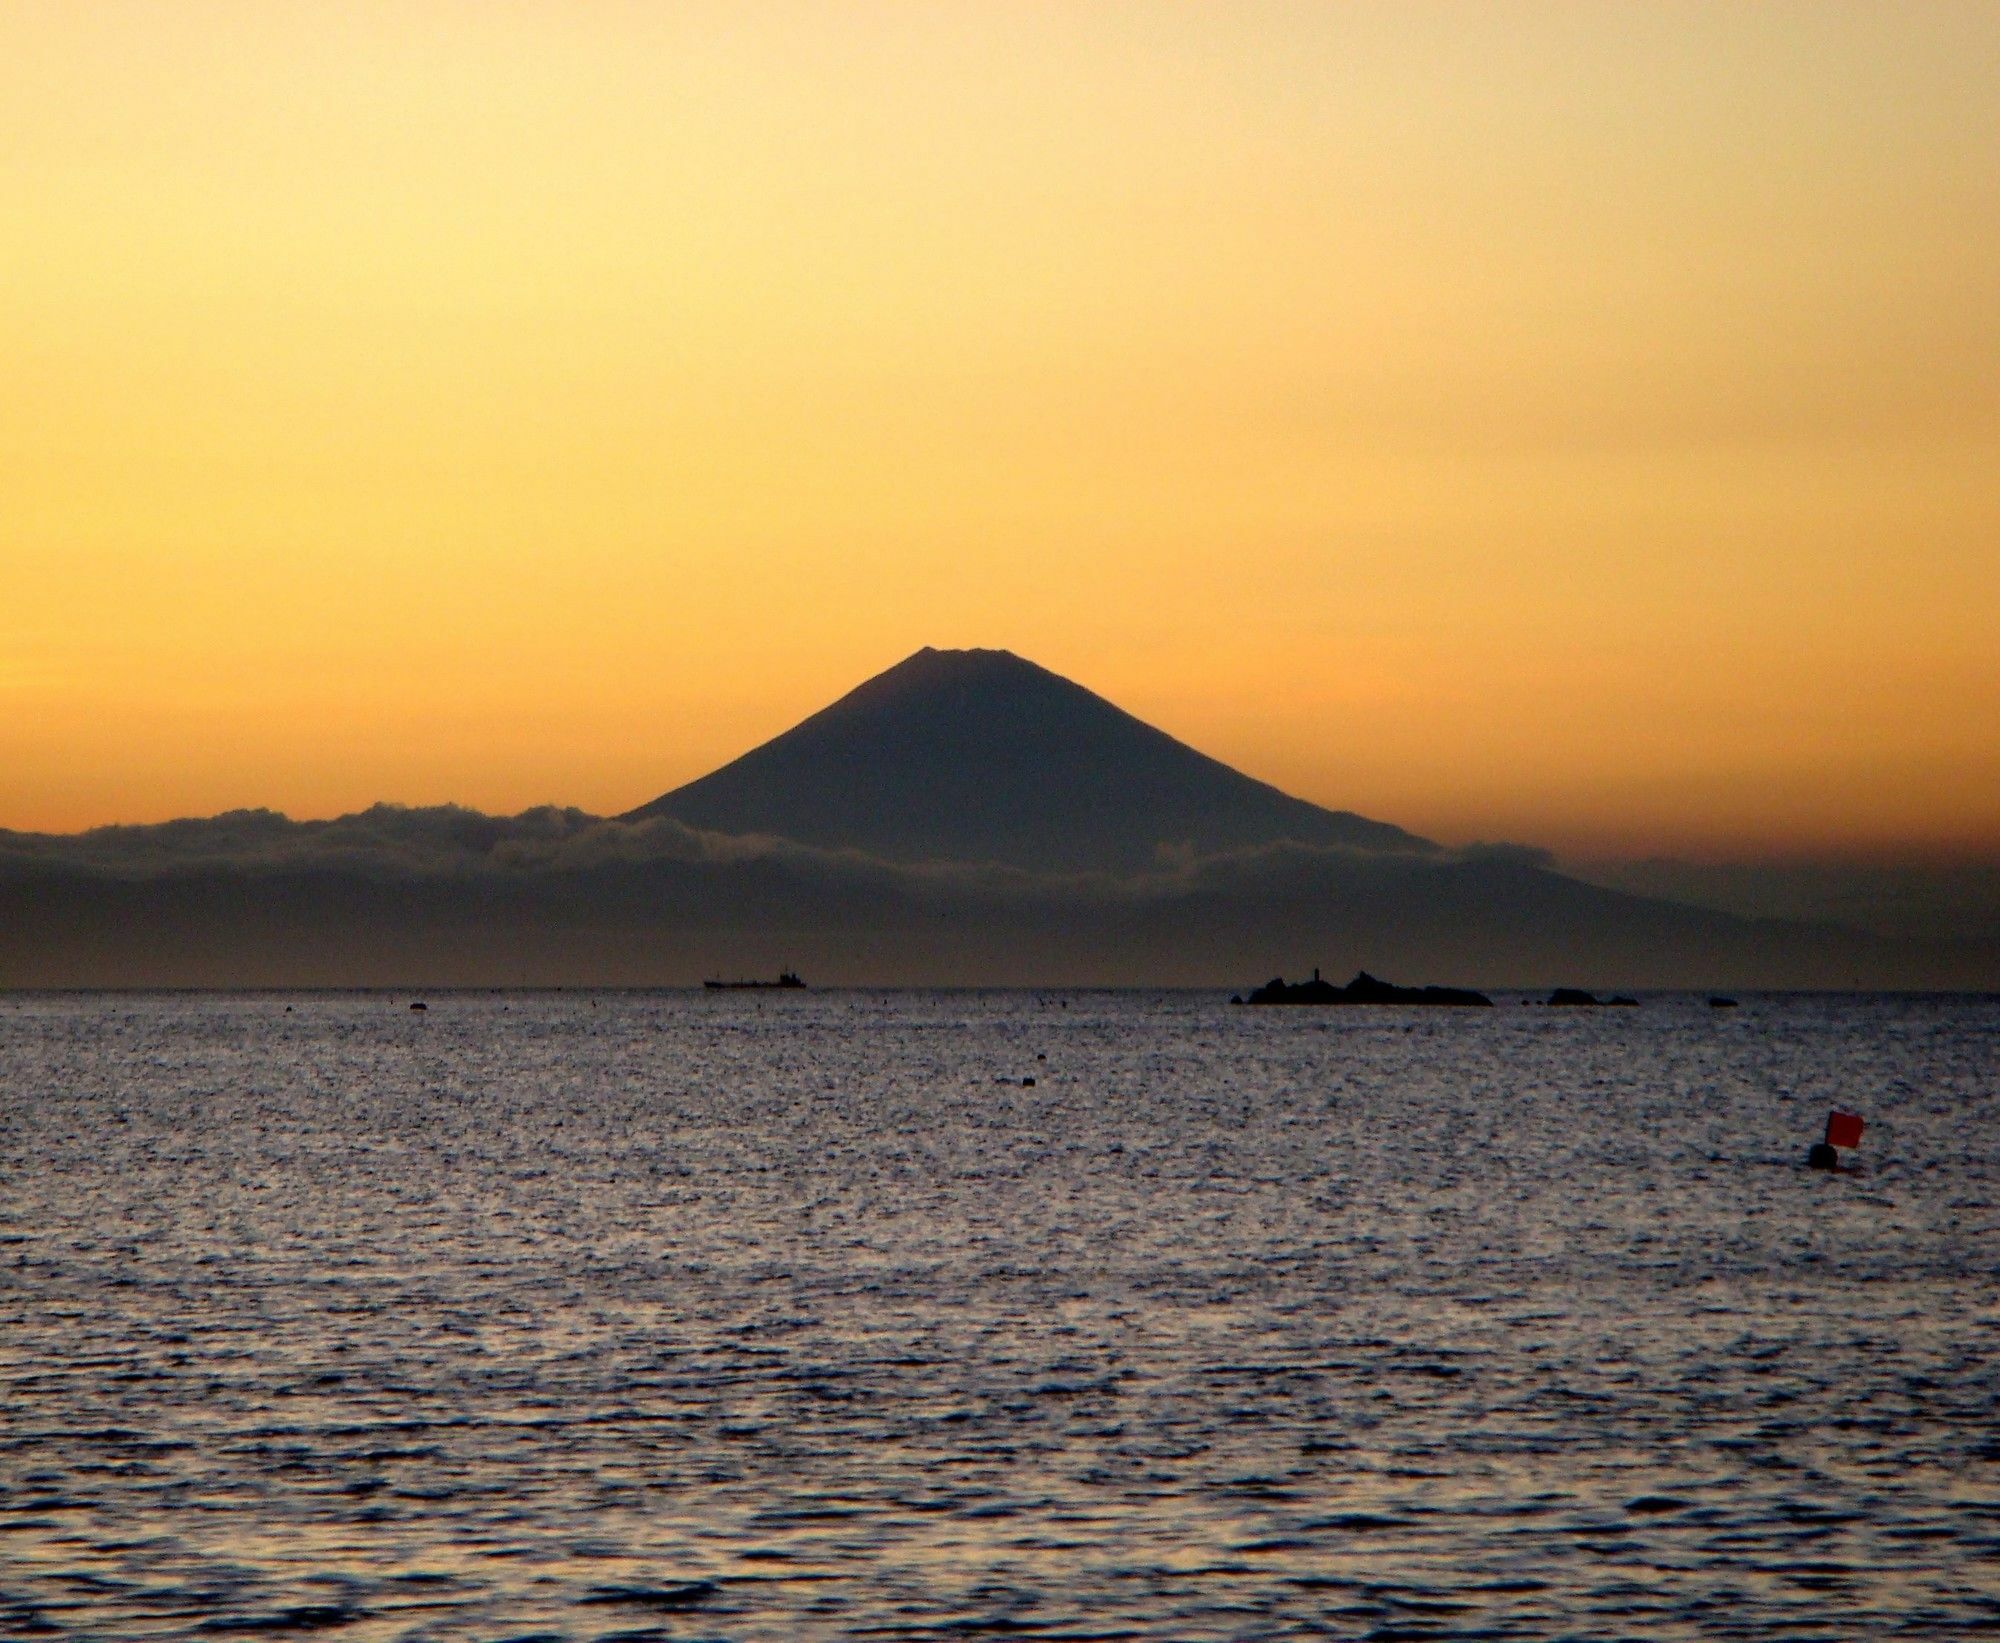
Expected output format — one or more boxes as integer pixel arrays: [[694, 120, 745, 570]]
[[4, 2, 1996, 860]]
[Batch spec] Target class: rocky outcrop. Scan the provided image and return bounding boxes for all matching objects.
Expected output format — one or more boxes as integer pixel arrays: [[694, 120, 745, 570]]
[[1236, 968, 1491, 1007]]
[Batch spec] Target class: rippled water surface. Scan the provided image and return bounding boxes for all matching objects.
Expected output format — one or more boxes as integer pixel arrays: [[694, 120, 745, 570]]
[[2, 990, 1996, 1639]]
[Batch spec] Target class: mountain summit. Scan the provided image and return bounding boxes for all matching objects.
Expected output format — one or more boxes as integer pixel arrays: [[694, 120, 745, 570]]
[[626, 647, 1433, 870]]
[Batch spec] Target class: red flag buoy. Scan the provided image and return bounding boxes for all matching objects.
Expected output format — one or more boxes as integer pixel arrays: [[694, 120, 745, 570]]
[[1825, 1110, 1864, 1149]]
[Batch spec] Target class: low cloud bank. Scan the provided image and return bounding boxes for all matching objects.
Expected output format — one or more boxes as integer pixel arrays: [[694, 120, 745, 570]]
[[1, 806, 1991, 989], [1570, 856, 2000, 946], [0, 804, 1439, 899]]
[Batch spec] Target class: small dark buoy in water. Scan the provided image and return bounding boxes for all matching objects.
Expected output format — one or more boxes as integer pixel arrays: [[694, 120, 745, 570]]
[[1023, 1076, 1036, 1087], [410, 1000, 427, 1011], [1709, 996, 1739, 1008], [1807, 1142, 1839, 1170]]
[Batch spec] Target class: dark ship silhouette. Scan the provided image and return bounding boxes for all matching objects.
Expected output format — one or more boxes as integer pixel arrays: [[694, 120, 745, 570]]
[[704, 970, 806, 991]]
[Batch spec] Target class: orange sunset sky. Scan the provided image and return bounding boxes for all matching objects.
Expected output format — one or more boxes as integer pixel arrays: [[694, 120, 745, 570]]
[[4, 2, 1996, 860]]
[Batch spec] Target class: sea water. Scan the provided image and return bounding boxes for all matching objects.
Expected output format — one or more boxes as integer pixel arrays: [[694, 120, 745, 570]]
[[1, 990, 1994, 1639]]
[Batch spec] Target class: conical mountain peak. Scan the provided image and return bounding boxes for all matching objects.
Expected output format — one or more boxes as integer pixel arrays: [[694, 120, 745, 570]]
[[627, 649, 1433, 871], [821, 646, 1056, 707]]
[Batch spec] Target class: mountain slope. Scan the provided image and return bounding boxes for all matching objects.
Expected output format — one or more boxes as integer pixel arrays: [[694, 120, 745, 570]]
[[626, 647, 1432, 870]]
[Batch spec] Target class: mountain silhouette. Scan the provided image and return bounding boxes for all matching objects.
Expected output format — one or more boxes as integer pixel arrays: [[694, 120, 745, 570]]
[[625, 647, 1433, 871], [8, 655, 1993, 984], [12, 649, 1984, 987]]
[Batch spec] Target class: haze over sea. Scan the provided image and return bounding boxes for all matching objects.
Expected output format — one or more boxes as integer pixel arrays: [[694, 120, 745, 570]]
[[3, 989, 1995, 1640]]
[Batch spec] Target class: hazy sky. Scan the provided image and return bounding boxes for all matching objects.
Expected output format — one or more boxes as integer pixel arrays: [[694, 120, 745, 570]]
[[5, 2, 1996, 858]]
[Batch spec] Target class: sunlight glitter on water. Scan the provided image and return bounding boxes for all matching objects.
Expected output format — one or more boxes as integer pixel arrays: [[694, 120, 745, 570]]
[[1, 990, 1996, 1638]]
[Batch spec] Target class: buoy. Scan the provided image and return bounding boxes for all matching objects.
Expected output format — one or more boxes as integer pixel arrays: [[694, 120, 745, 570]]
[[410, 1001, 427, 1011], [1809, 1109, 1864, 1170]]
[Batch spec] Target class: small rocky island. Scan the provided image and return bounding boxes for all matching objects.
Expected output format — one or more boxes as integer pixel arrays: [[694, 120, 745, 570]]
[[1234, 969, 1492, 1007], [1545, 988, 1639, 1007]]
